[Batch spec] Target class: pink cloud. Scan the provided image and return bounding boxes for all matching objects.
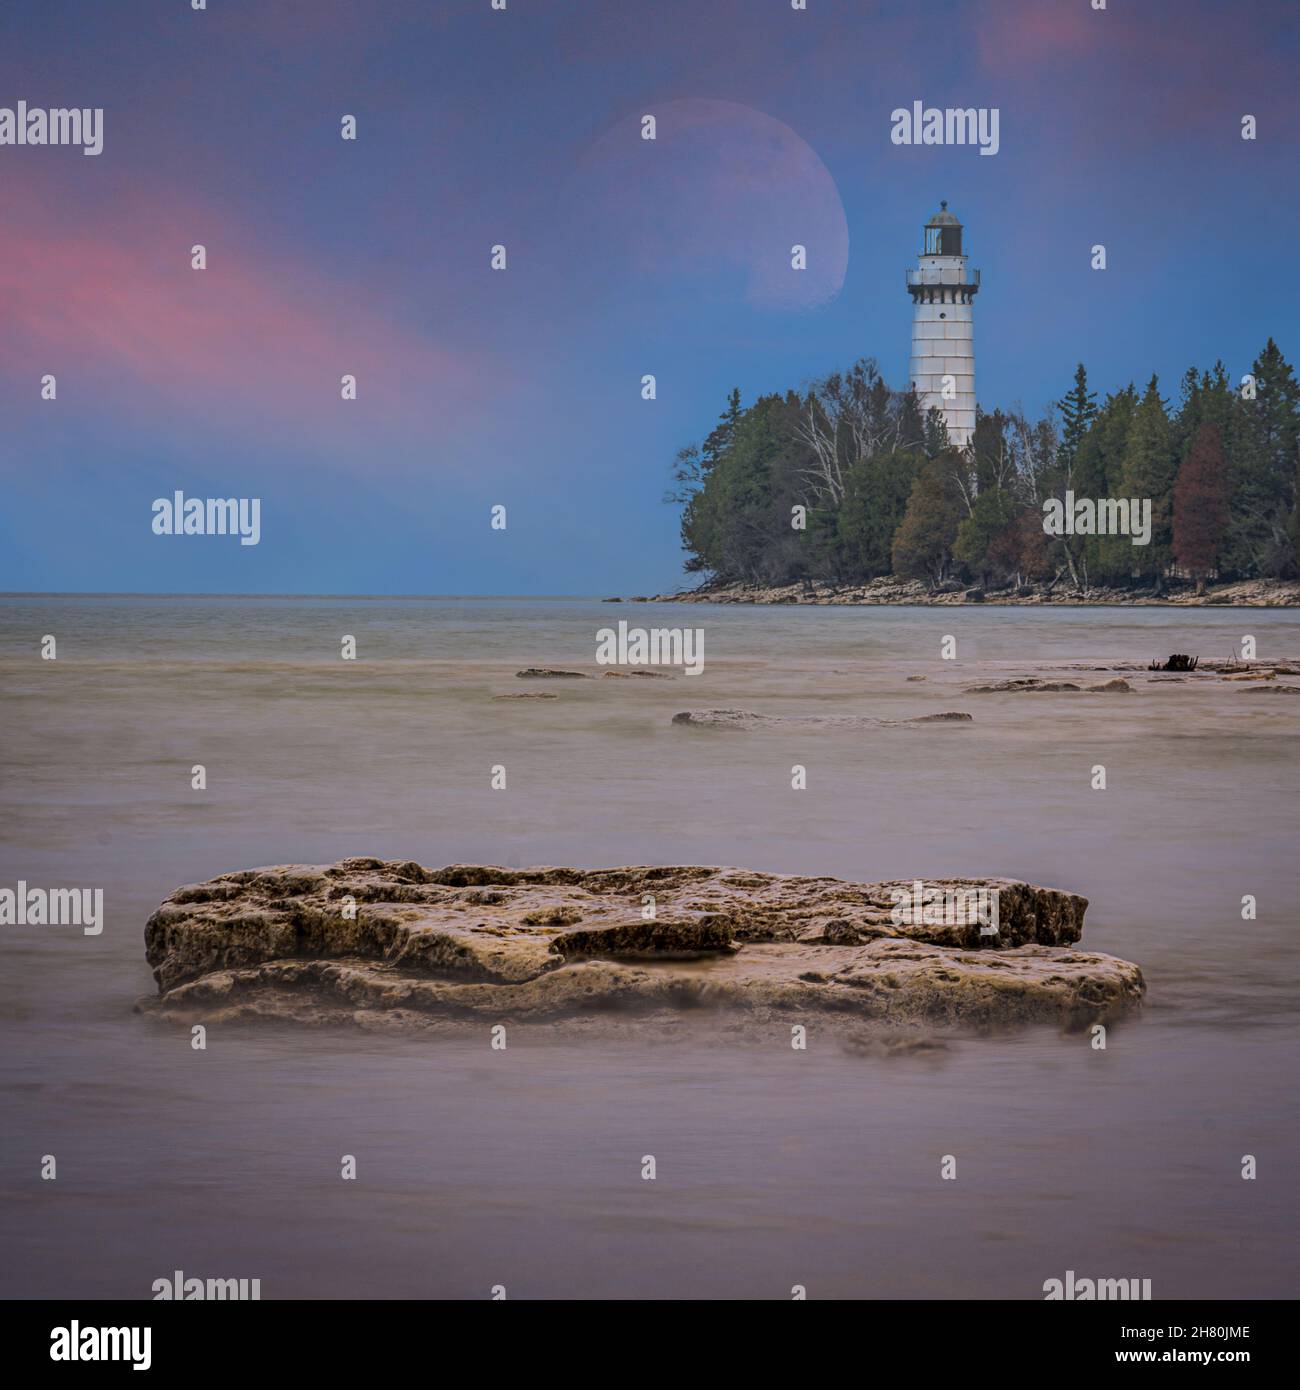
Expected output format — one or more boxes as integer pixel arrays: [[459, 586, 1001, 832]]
[[975, 0, 1100, 74], [0, 175, 490, 463], [976, 0, 1296, 138]]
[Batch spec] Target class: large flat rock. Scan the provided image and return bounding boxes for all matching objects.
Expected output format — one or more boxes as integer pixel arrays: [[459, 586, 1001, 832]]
[[142, 859, 1143, 1034]]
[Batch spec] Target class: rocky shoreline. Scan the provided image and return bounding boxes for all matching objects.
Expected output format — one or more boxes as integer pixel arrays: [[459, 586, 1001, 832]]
[[628, 577, 1300, 607], [139, 859, 1144, 1039]]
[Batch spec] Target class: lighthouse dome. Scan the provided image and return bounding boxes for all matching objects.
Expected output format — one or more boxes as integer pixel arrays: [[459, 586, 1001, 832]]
[[926, 200, 962, 227]]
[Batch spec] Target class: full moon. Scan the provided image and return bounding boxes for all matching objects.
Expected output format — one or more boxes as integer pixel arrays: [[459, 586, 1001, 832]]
[[573, 98, 850, 310]]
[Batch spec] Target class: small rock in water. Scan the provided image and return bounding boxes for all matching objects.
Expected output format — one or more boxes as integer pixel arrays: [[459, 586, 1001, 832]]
[[517, 668, 588, 679]]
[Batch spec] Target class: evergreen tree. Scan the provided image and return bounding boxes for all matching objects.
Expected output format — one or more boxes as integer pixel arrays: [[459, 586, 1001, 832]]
[[1117, 376, 1176, 587], [897, 388, 926, 453], [972, 410, 1012, 496], [1170, 367, 1201, 457], [923, 406, 950, 459], [703, 387, 743, 469], [1056, 363, 1098, 467], [891, 452, 965, 585], [954, 486, 1020, 587], [672, 388, 744, 570], [837, 449, 919, 578], [1071, 385, 1135, 585], [1231, 340, 1300, 576]]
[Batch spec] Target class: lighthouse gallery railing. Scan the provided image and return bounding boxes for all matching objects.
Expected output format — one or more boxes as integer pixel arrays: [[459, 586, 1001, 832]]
[[905, 267, 981, 288]]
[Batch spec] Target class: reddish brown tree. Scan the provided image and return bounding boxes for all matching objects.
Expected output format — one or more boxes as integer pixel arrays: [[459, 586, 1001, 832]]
[[1173, 423, 1230, 589], [986, 509, 1053, 585]]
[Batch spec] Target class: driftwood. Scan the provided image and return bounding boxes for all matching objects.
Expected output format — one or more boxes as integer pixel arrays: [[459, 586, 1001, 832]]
[[1149, 654, 1198, 672]]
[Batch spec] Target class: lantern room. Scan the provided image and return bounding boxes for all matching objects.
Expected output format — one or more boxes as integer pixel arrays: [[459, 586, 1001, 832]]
[[923, 201, 963, 257]]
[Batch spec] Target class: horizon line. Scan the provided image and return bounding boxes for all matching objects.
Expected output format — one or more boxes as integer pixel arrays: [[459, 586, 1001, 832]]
[[0, 591, 660, 601]]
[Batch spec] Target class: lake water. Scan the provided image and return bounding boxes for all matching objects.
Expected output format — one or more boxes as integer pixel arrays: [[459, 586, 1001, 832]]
[[1, 596, 1297, 1298]]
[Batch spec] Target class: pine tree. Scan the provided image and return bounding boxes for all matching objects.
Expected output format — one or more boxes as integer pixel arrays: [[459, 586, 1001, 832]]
[[897, 387, 926, 452], [838, 449, 919, 578], [891, 453, 965, 585], [1231, 340, 1300, 575], [1117, 376, 1175, 587], [703, 387, 743, 469], [1056, 364, 1098, 468], [972, 409, 1011, 495], [1071, 386, 1135, 584], [923, 406, 950, 459], [1171, 366, 1202, 460]]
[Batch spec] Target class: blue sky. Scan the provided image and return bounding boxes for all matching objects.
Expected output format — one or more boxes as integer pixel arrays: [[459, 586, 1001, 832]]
[[1, 0, 1297, 594]]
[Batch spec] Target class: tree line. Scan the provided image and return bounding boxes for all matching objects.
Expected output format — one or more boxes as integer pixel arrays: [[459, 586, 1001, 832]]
[[668, 342, 1299, 592]]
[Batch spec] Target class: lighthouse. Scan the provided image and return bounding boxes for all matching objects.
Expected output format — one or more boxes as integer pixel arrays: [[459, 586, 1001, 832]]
[[906, 201, 979, 449]]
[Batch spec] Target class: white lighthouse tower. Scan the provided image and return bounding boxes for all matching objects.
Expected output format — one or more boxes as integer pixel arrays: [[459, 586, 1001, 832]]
[[906, 201, 979, 448]]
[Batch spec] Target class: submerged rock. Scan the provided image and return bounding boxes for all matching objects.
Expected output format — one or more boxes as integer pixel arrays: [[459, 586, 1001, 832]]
[[963, 678, 1066, 693], [140, 859, 1142, 1034], [516, 668, 588, 679], [671, 709, 972, 729], [964, 677, 1100, 693]]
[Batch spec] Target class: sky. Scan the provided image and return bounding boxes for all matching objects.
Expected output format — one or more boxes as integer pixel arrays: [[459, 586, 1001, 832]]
[[1, 0, 1297, 595]]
